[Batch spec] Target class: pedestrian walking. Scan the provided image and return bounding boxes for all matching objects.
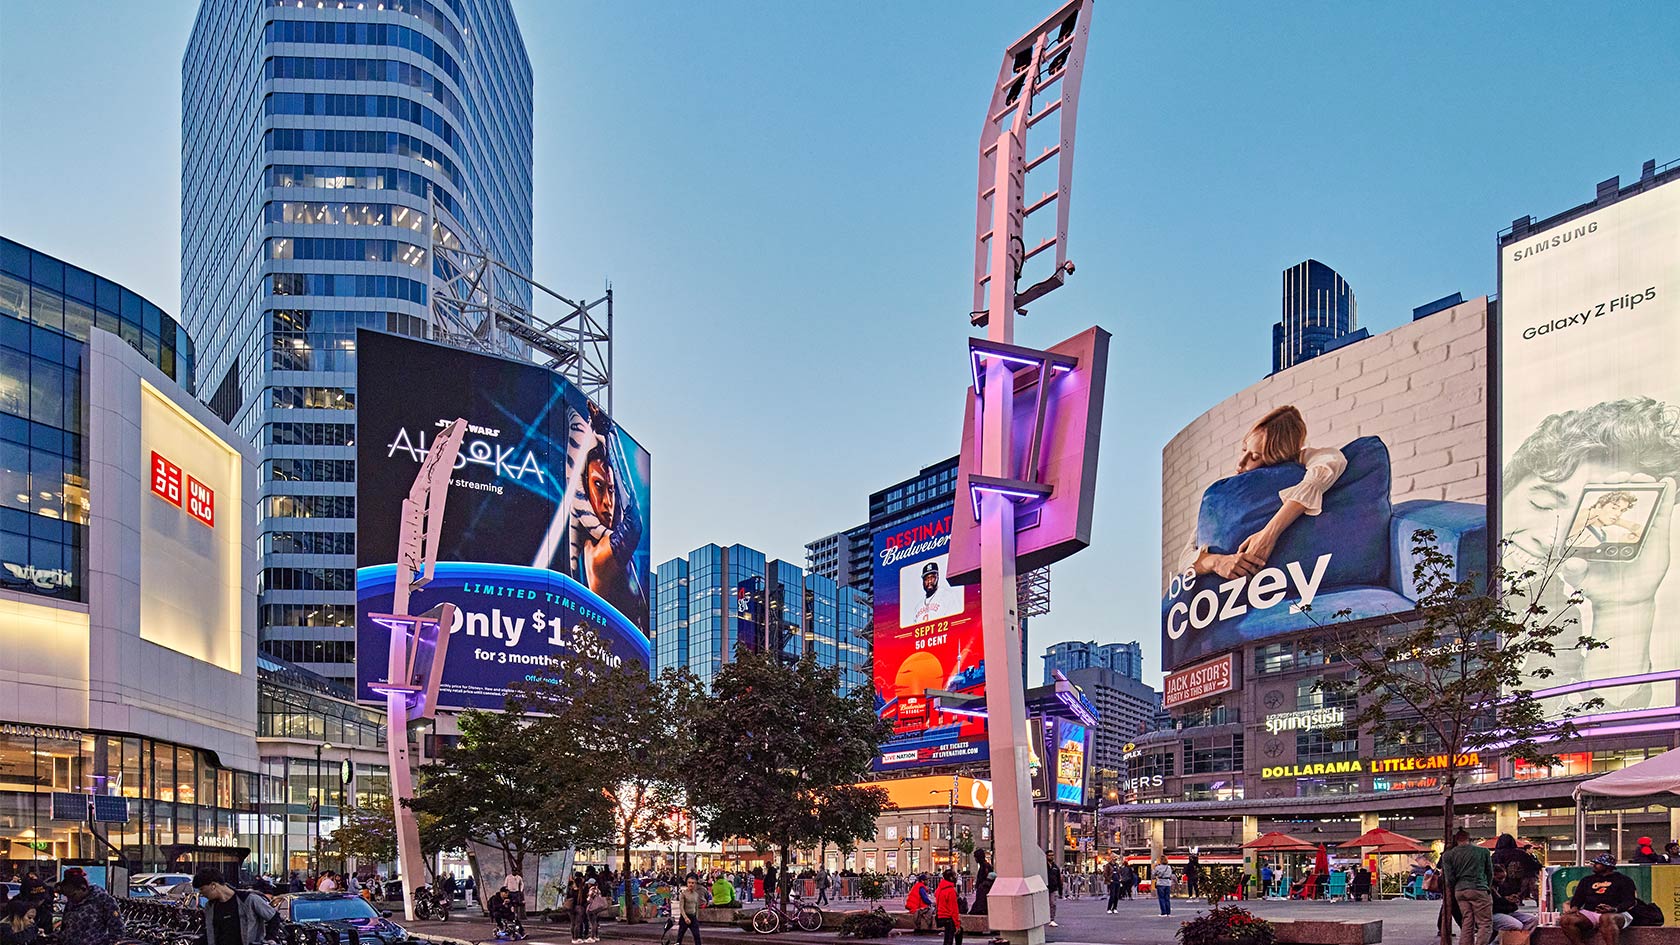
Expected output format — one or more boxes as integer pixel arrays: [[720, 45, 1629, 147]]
[[54, 874, 122, 945], [1152, 860, 1174, 917], [674, 874, 704, 945], [194, 869, 278, 945], [1440, 829, 1493, 945], [815, 867, 831, 906], [506, 867, 526, 920], [1104, 859, 1121, 913], [935, 870, 963, 945], [970, 850, 995, 916], [1044, 855, 1062, 928]]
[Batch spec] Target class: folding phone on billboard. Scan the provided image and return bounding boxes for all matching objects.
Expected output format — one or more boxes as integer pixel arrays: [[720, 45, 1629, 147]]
[[947, 326, 1109, 584]]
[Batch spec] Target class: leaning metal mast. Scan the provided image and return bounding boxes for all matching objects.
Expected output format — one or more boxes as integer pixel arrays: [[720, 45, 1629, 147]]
[[426, 190, 614, 411]]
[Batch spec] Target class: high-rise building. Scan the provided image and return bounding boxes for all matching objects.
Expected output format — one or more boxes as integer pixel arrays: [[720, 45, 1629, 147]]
[[804, 523, 869, 592], [1061, 666, 1158, 776], [652, 543, 869, 694], [181, 0, 534, 685], [1042, 640, 1143, 684], [1271, 259, 1356, 374]]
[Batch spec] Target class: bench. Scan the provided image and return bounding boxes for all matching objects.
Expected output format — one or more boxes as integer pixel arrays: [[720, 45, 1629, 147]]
[[1270, 919, 1383, 944]]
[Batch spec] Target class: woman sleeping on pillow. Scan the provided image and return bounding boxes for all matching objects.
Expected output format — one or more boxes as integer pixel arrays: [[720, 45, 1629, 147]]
[[1178, 405, 1347, 580]]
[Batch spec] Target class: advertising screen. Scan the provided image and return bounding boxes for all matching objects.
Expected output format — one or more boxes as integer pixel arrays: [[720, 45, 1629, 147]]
[[1160, 299, 1491, 671], [1499, 179, 1680, 709], [1054, 720, 1088, 806], [871, 505, 987, 771], [355, 330, 652, 709]]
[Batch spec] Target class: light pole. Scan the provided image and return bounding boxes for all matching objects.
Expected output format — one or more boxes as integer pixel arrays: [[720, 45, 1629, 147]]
[[313, 741, 333, 874]]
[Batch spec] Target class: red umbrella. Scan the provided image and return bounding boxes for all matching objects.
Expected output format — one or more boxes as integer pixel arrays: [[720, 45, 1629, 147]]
[[1340, 828, 1428, 853], [1243, 831, 1318, 851]]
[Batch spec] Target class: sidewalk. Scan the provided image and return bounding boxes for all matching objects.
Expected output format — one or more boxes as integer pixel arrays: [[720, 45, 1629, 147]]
[[404, 913, 844, 945]]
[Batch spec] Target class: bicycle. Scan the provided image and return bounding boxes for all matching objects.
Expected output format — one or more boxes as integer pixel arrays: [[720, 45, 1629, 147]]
[[751, 895, 822, 934]]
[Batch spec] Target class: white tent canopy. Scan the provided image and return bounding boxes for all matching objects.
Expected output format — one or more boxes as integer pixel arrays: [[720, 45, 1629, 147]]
[[1575, 747, 1680, 810]]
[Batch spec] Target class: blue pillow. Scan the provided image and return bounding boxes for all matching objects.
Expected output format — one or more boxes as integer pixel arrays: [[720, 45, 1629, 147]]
[[1193, 436, 1393, 590]]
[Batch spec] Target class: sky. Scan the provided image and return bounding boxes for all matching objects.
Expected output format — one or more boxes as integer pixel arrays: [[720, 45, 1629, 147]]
[[2, 1, 1677, 687]]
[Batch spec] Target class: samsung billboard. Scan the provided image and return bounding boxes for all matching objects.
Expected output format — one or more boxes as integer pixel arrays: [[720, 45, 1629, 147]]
[[354, 331, 652, 710], [1160, 300, 1491, 672], [1498, 177, 1680, 710]]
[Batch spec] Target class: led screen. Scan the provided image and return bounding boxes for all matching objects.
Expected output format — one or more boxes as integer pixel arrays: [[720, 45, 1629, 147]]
[[1159, 300, 1491, 672], [355, 330, 651, 709], [1498, 180, 1680, 710], [871, 505, 987, 771]]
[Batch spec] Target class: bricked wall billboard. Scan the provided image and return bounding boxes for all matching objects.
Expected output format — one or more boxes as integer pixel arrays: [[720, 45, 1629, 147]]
[[1499, 178, 1680, 708], [1160, 300, 1491, 671]]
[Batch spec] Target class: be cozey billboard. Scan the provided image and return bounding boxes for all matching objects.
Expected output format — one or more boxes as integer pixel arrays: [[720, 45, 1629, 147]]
[[1160, 300, 1490, 672]]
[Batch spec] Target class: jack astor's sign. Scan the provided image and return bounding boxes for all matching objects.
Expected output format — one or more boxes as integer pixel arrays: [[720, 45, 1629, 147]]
[[1262, 752, 1481, 780], [1162, 654, 1234, 709]]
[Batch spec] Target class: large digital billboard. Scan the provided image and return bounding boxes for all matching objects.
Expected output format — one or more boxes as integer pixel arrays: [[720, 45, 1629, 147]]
[[1499, 178, 1680, 708], [871, 505, 987, 771], [355, 330, 652, 709], [1160, 300, 1491, 672]]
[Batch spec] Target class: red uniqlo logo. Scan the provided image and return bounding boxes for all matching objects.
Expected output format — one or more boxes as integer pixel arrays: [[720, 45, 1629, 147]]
[[150, 452, 182, 507], [186, 475, 215, 528]]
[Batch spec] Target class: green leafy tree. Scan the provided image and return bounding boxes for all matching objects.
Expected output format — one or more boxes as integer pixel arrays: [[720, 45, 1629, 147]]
[[1315, 533, 1603, 846], [680, 649, 894, 914], [330, 794, 397, 865], [407, 693, 617, 877], [515, 659, 700, 922]]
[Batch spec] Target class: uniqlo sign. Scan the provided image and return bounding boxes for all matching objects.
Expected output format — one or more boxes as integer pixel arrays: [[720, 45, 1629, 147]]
[[150, 452, 182, 507], [150, 451, 213, 528], [186, 476, 215, 528]]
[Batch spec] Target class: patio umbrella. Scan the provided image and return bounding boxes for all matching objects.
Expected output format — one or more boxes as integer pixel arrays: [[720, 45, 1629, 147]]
[[1339, 828, 1427, 853], [1243, 831, 1318, 851]]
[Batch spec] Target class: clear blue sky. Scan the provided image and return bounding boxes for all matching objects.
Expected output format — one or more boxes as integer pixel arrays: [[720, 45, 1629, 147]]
[[2, 1, 1677, 685]]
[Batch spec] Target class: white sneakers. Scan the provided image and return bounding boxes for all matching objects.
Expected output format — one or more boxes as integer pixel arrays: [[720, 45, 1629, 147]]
[[1048, 921, 1059, 927]]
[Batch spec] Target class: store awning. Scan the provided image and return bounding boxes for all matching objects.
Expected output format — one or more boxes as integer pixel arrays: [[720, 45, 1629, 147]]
[[1575, 748, 1680, 810]]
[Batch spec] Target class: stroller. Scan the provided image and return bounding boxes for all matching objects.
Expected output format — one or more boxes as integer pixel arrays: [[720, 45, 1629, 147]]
[[494, 915, 527, 941]]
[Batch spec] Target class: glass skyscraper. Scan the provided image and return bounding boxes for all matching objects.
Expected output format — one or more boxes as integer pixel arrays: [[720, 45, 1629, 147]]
[[652, 543, 870, 695], [180, 0, 533, 685], [1041, 639, 1143, 685], [1271, 259, 1357, 374]]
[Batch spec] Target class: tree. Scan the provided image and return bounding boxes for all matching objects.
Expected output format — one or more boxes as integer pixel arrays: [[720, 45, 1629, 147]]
[[1314, 532, 1603, 844], [407, 694, 617, 878], [330, 794, 397, 865], [1311, 532, 1604, 945], [515, 657, 699, 922], [680, 649, 894, 913]]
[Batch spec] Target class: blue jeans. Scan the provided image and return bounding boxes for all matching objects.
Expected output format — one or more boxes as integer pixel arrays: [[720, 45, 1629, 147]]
[[1158, 887, 1171, 915]]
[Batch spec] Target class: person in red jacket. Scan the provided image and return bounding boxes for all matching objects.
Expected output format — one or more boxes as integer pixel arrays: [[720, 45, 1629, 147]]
[[935, 870, 963, 945], [905, 875, 934, 931]]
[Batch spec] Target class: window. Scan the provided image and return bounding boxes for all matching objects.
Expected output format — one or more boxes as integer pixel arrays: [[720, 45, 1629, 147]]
[[263, 494, 355, 519], [1182, 734, 1243, 775], [1296, 775, 1360, 797], [271, 386, 354, 410], [1296, 729, 1359, 765], [268, 272, 427, 305], [1254, 643, 1294, 676], [265, 458, 355, 482], [259, 567, 356, 592], [262, 531, 355, 555], [264, 422, 355, 447]]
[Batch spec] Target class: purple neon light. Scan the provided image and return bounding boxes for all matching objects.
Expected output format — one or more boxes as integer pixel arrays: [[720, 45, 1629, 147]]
[[1530, 668, 1680, 701], [967, 348, 1075, 394], [969, 482, 1051, 521], [940, 705, 989, 719]]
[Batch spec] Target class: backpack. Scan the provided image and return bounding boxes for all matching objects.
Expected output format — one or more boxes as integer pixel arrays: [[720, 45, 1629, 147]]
[[1630, 899, 1665, 927], [236, 890, 285, 943]]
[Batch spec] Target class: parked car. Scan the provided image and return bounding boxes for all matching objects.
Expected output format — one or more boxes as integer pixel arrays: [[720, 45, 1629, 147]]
[[277, 893, 410, 945]]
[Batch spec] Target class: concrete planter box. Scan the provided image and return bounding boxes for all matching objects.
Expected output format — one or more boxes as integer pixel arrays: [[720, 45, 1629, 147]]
[[1269, 919, 1383, 944], [1535, 931, 1680, 945]]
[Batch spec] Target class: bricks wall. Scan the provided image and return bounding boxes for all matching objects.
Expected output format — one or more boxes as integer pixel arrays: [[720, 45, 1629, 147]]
[[1160, 298, 1489, 591]]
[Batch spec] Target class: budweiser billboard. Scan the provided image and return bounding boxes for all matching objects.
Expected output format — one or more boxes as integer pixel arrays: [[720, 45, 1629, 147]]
[[1162, 653, 1234, 709]]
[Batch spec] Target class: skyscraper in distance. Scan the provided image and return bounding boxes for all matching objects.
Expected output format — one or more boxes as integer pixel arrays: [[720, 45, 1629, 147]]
[[1042, 640, 1142, 684], [181, 0, 534, 685], [1271, 259, 1356, 374]]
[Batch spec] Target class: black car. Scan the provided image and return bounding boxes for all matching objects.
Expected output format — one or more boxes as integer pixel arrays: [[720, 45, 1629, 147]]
[[277, 893, 410, 945]]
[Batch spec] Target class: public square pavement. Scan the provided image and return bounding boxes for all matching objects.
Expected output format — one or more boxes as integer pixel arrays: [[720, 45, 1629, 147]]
[[405, 892, 1445, 945]]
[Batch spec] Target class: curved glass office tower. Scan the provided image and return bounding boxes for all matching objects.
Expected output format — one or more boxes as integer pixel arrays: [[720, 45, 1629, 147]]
[[182, 0, 533, 685]]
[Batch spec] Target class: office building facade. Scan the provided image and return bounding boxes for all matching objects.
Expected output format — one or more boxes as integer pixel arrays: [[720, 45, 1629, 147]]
[[181, 0, 534, 685], [652, 543, 869, 694], [1042, 640, 1143, 684], [1270, 259, 1356, 374]]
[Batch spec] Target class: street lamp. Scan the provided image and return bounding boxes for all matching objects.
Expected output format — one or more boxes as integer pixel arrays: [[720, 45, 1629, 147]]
[[313, 742, 334, 874]]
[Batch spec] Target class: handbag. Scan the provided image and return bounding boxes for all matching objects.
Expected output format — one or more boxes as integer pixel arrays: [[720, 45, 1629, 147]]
[[1422, 872, 1440, 893], [1629, 900, 1665, 927]]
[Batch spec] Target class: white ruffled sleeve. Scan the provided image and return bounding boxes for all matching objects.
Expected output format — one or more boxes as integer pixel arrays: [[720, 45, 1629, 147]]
[[1277, 446, 1348, 515]]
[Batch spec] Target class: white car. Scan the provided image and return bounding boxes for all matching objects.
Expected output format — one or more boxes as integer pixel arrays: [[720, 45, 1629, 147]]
[[130, 873, 195, 892]]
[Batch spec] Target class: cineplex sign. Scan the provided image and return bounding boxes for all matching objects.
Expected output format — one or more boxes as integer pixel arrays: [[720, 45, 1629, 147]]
[[1261, 752, 1481, 780]]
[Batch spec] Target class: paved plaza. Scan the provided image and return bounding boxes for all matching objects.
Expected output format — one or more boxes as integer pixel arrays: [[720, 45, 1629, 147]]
[[406, 891, 1445, 945]]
